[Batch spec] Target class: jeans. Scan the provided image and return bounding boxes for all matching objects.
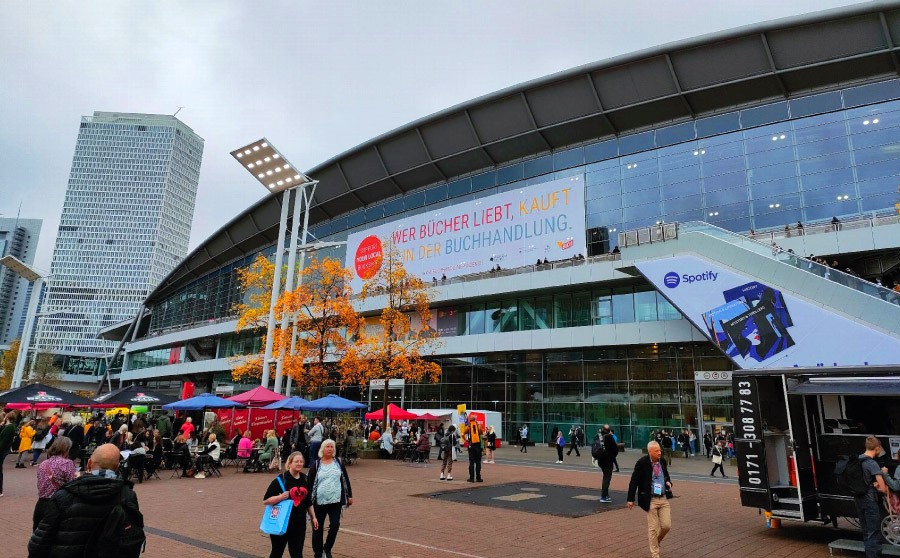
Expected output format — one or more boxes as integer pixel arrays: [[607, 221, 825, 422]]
[[600, 464, 613, 498], [269, 514, 308, 558], [854, 493, 883, 558], [308, 441, 321, 465], [468, 445, 483, 480], [312, 502, 343, 556]]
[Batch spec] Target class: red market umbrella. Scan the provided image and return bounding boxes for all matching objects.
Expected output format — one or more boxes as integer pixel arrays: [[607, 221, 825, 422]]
[[365, 403, 418, 421], [227, 386, 286, 407]]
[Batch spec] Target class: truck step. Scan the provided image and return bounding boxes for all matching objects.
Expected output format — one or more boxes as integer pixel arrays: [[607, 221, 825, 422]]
[[828, 538, 900, 556]]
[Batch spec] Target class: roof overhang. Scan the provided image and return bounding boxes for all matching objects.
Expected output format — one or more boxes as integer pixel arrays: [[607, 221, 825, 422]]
[[147, 1, 900, 304]]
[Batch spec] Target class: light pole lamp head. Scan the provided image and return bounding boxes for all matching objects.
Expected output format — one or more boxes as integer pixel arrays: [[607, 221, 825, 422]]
[[0, 255, 41, 282], [230, 138, 313, 194]]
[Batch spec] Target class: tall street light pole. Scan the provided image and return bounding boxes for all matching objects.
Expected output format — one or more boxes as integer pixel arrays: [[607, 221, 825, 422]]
[[230, 139, 317, 393], [0, 255, 43, 388]]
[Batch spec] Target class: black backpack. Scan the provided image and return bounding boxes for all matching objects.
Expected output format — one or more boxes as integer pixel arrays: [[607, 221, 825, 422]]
[[834, 454, 872, 497], [83, 486, 146, 557], [591, 437, 605, 460]]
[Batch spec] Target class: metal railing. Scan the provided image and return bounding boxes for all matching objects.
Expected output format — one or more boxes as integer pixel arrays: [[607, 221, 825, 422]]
[[677, 221, 900, 306]]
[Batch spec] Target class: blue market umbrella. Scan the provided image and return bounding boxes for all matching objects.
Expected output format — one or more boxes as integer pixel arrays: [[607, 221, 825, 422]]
[[162, 393, 246, 411], [261, 396, 310, 411], [301, 394, 366, 413]]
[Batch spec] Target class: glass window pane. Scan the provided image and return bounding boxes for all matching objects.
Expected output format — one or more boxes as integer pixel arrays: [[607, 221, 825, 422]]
[[748, 162, 796, 185], [741, 101, 789, 128], [553, 147, 584, 170], [634, 287, 658, 322], [471, 171, 497, 191], [500, 299, 518, 332], [797, 151, 851, 175], [663, 194, 702, 215], [593, 289, 612, 325], [702, 156, 745, 178], [554, 293, 572, 328], [585, 139, 618, 163], [843, 79, 900, 108], [534, 296, 553, 330], [657, 295, 681, 321], [612, 287, 635, 324], [572, 292, 591, 327], [619, 131, 656, 155], [447, 178, 471, 198], [660, 164, 700, 186], [497, 164, 524, 185], [524, 155, 553, 179], [696, 112, 741, 137], [661, 181, 702, 200], [656, 121, 696, 147], [790, 91, 843, 118], [424, 184, 448, 205], [468, 304, 486, 335]]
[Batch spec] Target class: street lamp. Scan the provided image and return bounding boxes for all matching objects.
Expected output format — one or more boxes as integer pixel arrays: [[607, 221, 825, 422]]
[[231, 138, 318, 394], [0, 255, 43, 388]]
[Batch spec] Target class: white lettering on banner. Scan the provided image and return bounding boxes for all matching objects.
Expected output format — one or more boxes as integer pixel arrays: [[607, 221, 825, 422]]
[[344, 176, 586, 290]]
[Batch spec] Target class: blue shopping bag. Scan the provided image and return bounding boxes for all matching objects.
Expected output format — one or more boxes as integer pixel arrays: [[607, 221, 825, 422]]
[[260, 475, 293, 535]]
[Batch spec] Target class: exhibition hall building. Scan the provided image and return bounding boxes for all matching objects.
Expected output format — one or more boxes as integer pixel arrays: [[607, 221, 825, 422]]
[[102, 3, 900, 446]]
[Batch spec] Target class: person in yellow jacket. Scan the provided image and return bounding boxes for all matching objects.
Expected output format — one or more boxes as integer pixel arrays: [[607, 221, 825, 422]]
[[464, 416, 484, 483], [16, 420, 36, 468]]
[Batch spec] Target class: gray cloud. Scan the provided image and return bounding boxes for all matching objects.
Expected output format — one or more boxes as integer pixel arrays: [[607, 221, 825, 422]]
[[0, 0, 865, 272]]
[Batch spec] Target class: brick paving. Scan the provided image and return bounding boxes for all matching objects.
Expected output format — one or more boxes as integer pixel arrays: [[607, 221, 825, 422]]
[[0, 446, 862, 558]]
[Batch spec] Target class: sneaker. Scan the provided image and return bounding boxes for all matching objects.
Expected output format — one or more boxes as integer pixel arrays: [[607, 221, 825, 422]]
[[194, 473, 206, 479], [440, 473, 445, 480], [446, 476, 453, 480], [599, 497, 612, 503]]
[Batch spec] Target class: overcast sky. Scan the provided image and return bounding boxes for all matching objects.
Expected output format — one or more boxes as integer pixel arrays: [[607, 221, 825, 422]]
[[0, 0, 868, 272]]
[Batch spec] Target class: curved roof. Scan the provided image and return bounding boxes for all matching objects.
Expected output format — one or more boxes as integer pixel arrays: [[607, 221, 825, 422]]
[[148, 0, 900, 303]]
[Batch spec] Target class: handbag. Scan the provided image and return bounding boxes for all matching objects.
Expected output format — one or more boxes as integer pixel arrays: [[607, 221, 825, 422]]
[[712, 454, 723, 465], [260, 475, 293, 536]]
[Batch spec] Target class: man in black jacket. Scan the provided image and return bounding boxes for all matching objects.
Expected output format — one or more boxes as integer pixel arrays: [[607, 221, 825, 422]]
[[627, 441, 673, 558], [597, 425, 618, 503], [28, 443, 144, 558]]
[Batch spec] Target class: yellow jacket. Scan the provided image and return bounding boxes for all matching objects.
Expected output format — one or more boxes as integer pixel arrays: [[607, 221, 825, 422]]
[[18, 425, 35, 452]]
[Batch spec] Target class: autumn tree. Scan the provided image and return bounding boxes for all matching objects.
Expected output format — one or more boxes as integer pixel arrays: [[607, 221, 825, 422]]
[[231, 254, 363, 396], [231, 254, 275, 383], [26, 352, 61, 387], [341, 240, 441, 431], [274, 257, 362, 395], [0, 339, 19, 390]]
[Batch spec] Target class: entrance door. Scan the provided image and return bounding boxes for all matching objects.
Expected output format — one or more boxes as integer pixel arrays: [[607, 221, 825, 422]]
[[695, 371, 734, 449]]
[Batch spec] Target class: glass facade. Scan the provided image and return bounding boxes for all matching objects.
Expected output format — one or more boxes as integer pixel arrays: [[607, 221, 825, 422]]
[[38, 112, 204, 357], [448, 284, 682, 336], [374, 343, 733, 447]]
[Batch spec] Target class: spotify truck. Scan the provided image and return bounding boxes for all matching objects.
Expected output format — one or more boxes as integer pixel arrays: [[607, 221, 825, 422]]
[[732, 366, 900, 545]]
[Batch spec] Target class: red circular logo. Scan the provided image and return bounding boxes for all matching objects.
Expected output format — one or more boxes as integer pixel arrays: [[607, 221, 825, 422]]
[[354, 235, 383, 279]]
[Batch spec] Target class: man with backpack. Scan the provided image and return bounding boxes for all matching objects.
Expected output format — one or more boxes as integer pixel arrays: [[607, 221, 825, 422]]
[[28, 443, 145, 558], [836, 436, 888, 558], [593, 425, 618, 503]]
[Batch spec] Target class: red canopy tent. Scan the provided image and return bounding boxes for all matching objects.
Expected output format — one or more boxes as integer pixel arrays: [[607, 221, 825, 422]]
[[416, 413, 442, 421], [227, 386, 286, 407], [365, 403, 418, 421]]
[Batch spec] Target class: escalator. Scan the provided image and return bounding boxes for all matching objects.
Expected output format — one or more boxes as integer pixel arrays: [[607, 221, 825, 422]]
[[621, 221, 900, 369]]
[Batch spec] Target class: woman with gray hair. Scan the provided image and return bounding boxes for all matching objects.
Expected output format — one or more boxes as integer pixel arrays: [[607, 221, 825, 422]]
[[308, 439, 353, 558], [33, 436, 77, 531]]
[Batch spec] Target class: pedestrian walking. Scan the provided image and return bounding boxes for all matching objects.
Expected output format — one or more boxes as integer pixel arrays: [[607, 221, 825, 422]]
[[439, 425, 458, 480], [33, 437, 77, 532], [703, 432, 713, 458], [627, 441, 673, 558], [710, 440, 727, 478], [0, 412, 17, 496], [611, 428, 621, 472], [597, 425, 618, 502], [308, 439, 353, 558], [28, 443, 145, 557], [485, 426, 497, 463], [555, 431, 565, 463], [519, 424, 529, 453], [263, 451, 317, 558], [566, 426, 580, 457], [851, 436, 888, 558]]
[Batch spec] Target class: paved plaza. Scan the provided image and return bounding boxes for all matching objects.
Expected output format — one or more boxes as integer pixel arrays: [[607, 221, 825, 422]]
[[1, 446, 861, 558]]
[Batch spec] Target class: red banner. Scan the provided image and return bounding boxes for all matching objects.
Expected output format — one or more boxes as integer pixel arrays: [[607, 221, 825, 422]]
[[216, 409, 298, 441]]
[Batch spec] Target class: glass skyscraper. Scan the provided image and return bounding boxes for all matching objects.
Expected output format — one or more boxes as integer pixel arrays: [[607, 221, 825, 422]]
[[0, 217, 42, 346], [35, 112, 204, 371]]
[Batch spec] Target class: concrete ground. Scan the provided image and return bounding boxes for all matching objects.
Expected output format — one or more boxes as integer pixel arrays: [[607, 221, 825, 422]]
[[0, 445, 866, 558]]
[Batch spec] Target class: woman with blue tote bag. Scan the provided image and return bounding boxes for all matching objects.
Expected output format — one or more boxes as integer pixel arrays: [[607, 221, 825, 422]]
[[262, 451, 318, 558]]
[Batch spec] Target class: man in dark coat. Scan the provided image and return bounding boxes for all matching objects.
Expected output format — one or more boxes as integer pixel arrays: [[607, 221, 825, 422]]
[[28, 443, 144, 558], [63, 419, 85, 464], [597, 424, 618, 503], [627, 441, 673, 558]]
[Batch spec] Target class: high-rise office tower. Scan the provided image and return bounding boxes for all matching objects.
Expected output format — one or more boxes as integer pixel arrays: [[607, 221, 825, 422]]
[[35, 112, 204, 373], [0, 217, 42, 346]]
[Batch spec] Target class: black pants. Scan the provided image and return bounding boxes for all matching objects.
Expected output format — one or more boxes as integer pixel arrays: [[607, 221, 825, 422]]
[[269, 515, 308, 558], [566, 440, 580, 456], [468, 445, 483, 480], [312, 502, 343, 556], [711, 462, 726, 477], [520, 438, 527, 452], [556, 446, 564, 461], [0, 450, 7, 494], [600, 464, 613, 498]]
